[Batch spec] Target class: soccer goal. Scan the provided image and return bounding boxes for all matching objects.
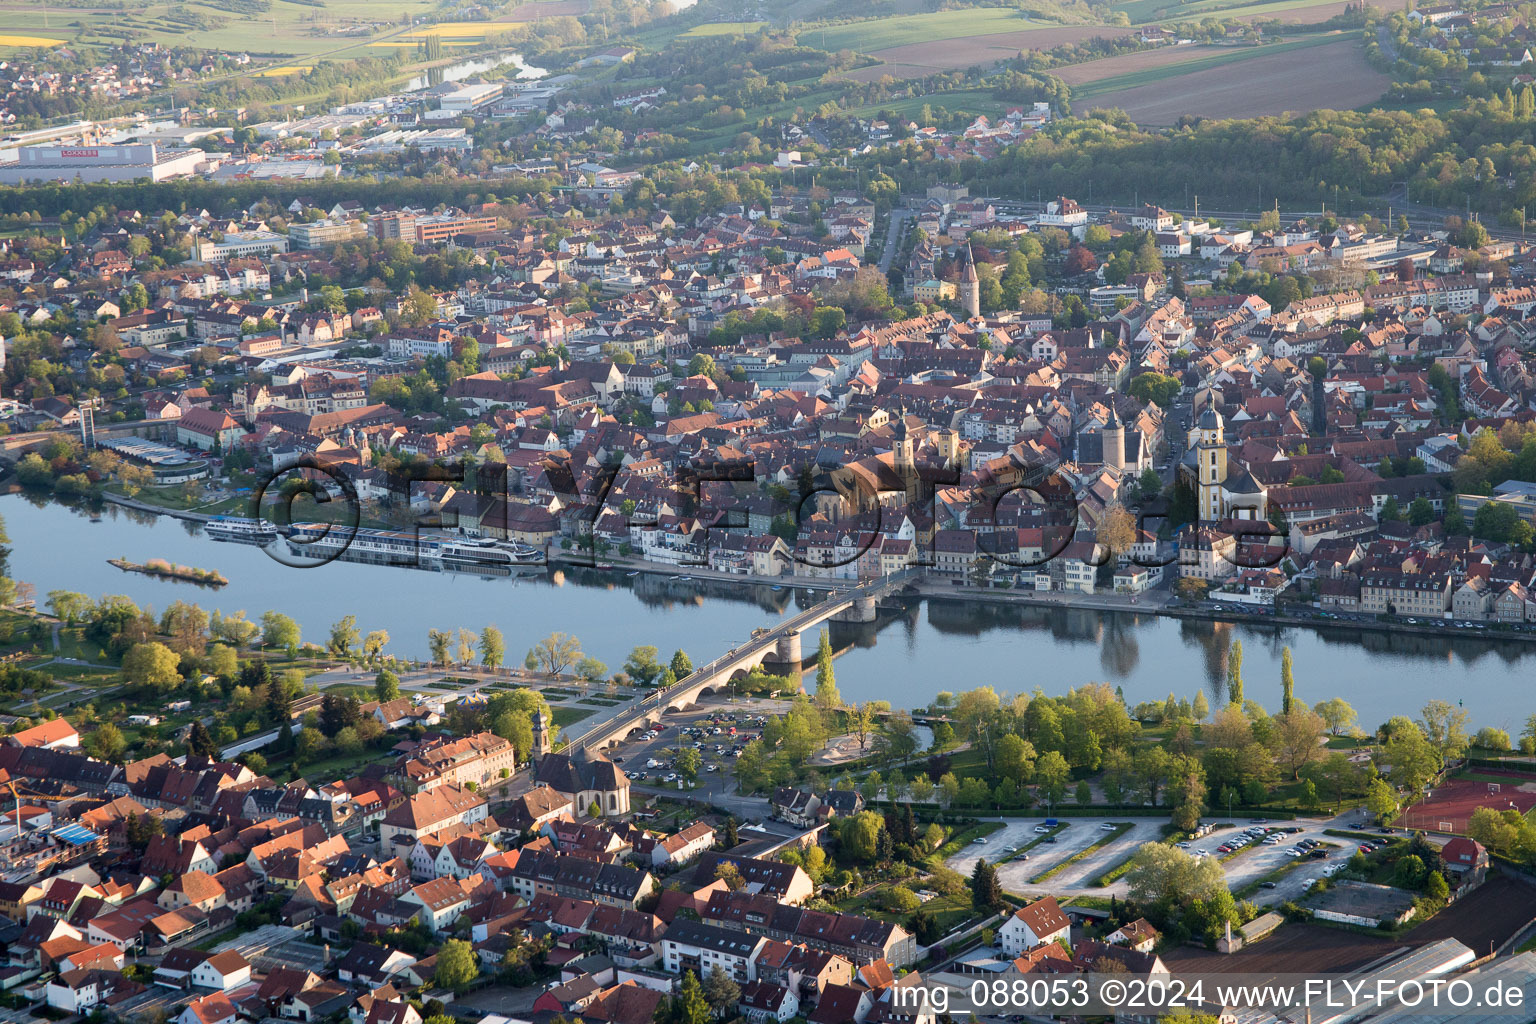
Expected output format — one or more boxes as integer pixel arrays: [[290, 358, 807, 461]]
[[1438, 820, 1454, 833], [1489, 782, 1502, 795]]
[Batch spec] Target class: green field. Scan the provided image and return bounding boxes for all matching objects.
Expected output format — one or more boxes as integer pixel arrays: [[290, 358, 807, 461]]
[[799, 8, 1041, 53], [550, 705, 595, 730]]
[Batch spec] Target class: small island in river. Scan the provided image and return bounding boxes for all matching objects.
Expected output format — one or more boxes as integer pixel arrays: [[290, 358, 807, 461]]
[[108, 558, 228, 587]]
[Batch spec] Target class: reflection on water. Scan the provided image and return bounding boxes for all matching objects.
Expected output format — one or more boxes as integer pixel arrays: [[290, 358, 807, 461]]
[[405, 52, 548, 91], [4, 492, 1533, 730]]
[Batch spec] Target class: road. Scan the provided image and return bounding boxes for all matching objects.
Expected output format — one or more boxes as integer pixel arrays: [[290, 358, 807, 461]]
[[1376, 24, 1400, 63], [879, 209, 910, 274]]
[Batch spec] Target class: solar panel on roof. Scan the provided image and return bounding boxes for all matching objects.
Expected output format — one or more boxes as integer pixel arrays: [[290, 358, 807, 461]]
[[51, 823, 102, 846]]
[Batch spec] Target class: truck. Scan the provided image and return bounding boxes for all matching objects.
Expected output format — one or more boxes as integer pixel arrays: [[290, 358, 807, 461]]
[[1043, 818, 1060, 828]]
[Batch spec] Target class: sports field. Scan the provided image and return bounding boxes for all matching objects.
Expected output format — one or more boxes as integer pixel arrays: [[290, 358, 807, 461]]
[[1400, 768, 1536, 835]]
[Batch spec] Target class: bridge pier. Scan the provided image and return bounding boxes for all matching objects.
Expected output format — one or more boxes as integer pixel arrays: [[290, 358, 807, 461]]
[[763, 628, 803, 672], [832, 595, 879, 623]]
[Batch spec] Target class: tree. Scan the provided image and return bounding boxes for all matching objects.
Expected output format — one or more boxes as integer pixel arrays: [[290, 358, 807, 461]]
[[1275, 708, 1327, 779], [1419, 700, 1470, 760], [873, 711, 920, 766], [1226, 640, 1244, 706], [714, 863, 745, 891], [1097, 502, 1135, 559], [670, 649, 693, 677], [813, 629, 840, 710], [361, 629, 390, 663], [208, 643, 238, 680], [456, 629, 477, 667], [328, 615, 359, 658], [1474, 727, 1512, 752], [428, 629, 452, 666], [433, 939, 479, 990], [1314, 697, 1357, 736], [995, 733, 1036, 785], [1366, 776, 1400, 822], [260, 611, 300, 654], [1036, 750, 1070, 806], [375, 669, 401, 703], [703, 968, 741, 1018], [1383, 718, 1442, 799], [623, 645, 663, 686], [1280, 646, 1295, 715], [1125, 842, 1231, 908], [186, 721, 220, 759], [480, 626, 505, 670], [671, 970, 712, 1024], [676, 747, 702, 784], [91, 722, 126, 761], [122, 642, 181, 694], [840, 811, 884, 862], [970, 857, 1003, 911]]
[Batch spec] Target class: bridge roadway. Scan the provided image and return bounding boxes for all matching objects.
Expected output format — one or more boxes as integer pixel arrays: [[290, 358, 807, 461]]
[[564, 568, 925, 754]]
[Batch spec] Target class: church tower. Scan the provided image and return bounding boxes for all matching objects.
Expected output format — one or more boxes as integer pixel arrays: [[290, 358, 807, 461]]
[[1194, 396, 1228, 522], [935, 426, 961, 468], [1102, 402, 1125, 473], [530, 711, 552, 760], [892, 405, 915, 477], [960, 243, 980, 319]]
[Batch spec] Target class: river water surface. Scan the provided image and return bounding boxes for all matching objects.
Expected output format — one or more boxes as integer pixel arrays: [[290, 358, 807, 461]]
[[4, 493, 1530, 733]]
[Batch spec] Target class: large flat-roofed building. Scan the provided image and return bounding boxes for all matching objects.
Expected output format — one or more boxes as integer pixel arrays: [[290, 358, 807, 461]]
[[288, 219, 368, 250], [371, 212, 419, 242], [414, 214, 498, 243], [425, 82, 504, 121], [198, 231, 289, 263], [0, 143, 205, 184]]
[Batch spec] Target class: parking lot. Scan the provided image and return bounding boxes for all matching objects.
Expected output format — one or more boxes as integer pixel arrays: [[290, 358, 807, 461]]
[[948, 817, 1168, 893], [947, 812, 1385, 902]]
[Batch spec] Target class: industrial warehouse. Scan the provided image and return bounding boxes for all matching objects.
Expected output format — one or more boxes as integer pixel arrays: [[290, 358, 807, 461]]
[[0, 142, 207, 184]]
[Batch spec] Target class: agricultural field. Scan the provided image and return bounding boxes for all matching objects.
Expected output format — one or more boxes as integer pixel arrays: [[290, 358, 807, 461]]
[[1079, 36, 1387, 122], [1111, 0, 1377, 24], [498, 0, 591, 19], [1049, 43, 1231, 87], [800, 8, 1051, 54], [0, 0, 545, 60], [0, 32, 66, 49], [866, 24, 1136, 74], [681, 21, 770, 38]]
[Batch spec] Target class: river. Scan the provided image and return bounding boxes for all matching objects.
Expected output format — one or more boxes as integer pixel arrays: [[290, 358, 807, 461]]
[[406, 52, 547, 92], [2, 493, 1529, 733]]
